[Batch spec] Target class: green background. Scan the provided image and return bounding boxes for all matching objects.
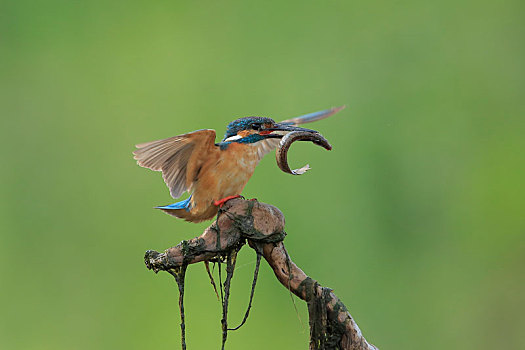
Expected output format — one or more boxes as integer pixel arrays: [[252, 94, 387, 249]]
[[1, 1, 524, 349]]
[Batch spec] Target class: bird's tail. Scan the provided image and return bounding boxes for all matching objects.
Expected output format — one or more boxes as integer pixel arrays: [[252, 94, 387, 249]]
[[155, 196, 218, 222], [156, 196, 192, 211]]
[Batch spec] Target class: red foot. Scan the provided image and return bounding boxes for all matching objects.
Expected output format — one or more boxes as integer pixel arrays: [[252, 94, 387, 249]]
[[213, 195, 241, 208]]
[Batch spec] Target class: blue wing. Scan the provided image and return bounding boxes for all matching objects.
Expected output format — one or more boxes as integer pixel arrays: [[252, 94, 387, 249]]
[[280, 105, 346, 126]]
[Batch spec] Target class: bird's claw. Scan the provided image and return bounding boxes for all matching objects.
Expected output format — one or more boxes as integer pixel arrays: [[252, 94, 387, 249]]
[[213, 195, 242, 208]]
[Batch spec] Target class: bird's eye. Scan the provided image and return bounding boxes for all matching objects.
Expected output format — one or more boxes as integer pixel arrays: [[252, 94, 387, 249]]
[[251, 123, 262, 130]]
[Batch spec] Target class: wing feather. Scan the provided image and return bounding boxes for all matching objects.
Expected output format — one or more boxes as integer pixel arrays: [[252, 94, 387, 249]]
[[255, 138, 281, 159], [134, 129, 216, 198], [280, 105, 345, 126]]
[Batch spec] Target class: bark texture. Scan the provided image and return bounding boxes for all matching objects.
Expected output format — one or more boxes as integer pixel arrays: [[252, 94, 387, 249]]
[[144, 198, 378, 350]]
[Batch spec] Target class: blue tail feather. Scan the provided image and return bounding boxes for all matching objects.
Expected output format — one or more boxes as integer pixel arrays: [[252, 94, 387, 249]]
[[155, 196, 192, 212]]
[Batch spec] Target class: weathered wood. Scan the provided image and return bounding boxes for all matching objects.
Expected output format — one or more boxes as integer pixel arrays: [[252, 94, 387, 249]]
[[145, 198, 378, 350]]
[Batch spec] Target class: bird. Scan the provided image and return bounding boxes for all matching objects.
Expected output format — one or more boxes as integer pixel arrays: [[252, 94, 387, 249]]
[[133, 106, 345, 222]]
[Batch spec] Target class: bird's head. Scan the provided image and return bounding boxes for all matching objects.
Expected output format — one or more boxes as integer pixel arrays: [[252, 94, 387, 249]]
[[222, 116, 316, 144]]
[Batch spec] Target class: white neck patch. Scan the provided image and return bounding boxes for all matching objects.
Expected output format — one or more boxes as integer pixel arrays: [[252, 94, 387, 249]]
[[224, 134, 243, 142]]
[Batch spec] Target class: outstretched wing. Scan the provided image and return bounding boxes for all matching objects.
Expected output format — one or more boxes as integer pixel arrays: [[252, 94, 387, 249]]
[[256, 106, 345, 159], [134, 129, 217, 199], [280, 105, 345, 126]]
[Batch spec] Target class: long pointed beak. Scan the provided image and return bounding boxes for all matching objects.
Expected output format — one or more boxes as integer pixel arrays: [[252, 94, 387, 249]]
[[267, 123, 317, 134]]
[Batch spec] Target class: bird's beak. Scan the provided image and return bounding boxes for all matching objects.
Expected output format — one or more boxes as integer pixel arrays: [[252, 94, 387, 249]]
[[264, 123, 317, 137]]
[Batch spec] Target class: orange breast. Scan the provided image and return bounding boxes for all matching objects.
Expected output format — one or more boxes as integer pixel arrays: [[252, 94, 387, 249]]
[[190, 143, 260, 217]]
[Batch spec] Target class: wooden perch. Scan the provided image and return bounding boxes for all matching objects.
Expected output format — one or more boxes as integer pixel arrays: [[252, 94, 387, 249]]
[[144, 198, 378, 350]]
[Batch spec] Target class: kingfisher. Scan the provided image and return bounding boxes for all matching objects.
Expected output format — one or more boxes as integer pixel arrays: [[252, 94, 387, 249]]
[[134, 106, 344, 222]]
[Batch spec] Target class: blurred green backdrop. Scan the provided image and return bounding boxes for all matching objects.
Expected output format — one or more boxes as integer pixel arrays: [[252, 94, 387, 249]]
[[1, 0, 524, 349]]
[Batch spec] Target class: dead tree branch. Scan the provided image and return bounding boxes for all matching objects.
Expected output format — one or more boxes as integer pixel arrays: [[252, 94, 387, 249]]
[[144, 198, 378, 350]]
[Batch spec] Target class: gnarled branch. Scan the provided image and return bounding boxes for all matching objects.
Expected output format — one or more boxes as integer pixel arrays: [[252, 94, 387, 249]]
[[145, 198, 378, 350]]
